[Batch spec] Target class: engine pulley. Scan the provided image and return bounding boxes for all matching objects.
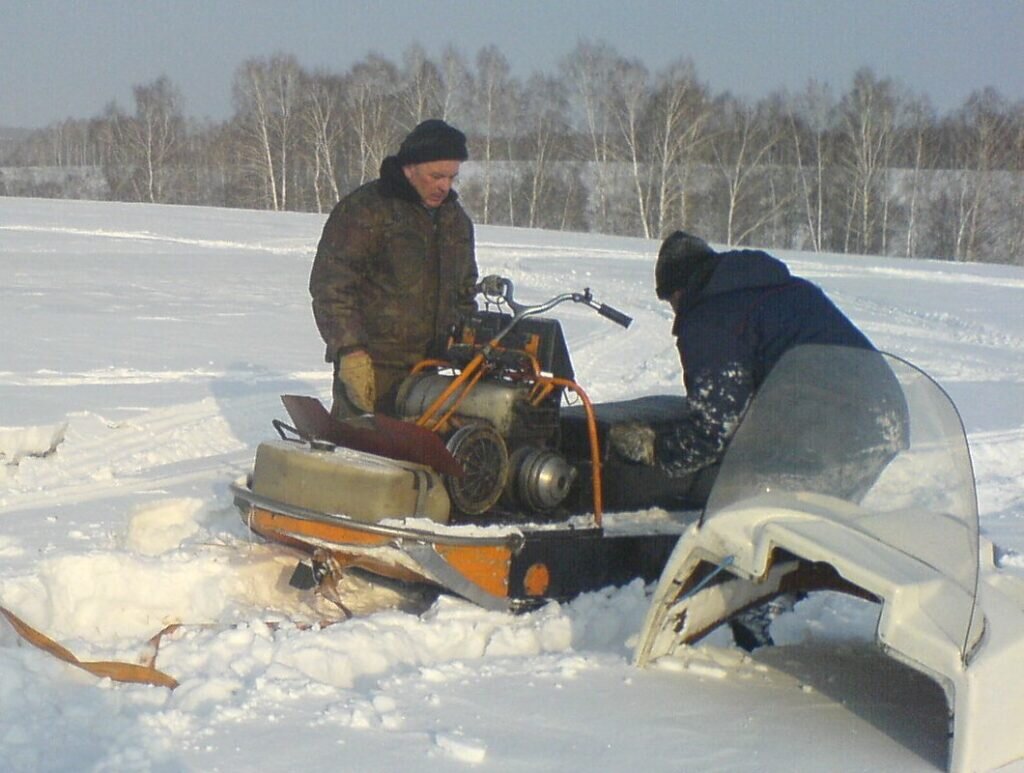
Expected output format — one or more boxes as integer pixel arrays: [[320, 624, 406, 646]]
[[507, 446, 577, 513]]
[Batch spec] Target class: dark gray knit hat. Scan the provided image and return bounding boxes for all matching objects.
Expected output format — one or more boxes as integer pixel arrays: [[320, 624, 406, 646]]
[[396, 119, 468, 166], [655, 230, 717, 300]]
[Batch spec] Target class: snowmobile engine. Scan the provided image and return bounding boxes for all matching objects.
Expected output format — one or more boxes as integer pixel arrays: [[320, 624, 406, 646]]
[[395, 371, 574, 516]]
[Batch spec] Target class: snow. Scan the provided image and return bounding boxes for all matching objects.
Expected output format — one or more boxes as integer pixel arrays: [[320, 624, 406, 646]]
[[2, 196, 1023, 772]]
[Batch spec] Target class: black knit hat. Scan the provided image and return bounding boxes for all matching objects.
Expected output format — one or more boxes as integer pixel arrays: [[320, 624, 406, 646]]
[[396, 119, 468, 166], [655, 230, 717, 300]]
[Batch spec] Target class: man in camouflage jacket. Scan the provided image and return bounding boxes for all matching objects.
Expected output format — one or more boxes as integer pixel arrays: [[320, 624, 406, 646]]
[[310, 120, 478, 417]]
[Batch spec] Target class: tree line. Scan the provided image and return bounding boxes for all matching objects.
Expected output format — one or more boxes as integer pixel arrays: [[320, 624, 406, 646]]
[[2, 41, 1022, 265]]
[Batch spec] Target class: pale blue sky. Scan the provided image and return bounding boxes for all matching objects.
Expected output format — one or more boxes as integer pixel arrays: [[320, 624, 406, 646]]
[[3, 0, 1022, 128]]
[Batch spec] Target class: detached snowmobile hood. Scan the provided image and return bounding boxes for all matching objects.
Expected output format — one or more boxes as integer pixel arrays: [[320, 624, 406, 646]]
[[635, 345, 1024, 772]]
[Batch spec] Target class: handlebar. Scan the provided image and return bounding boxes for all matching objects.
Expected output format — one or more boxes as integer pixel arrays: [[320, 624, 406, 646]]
[[596, 303, 633, 328], [462, 276, 624, 522], [474, 275, 633, 333]]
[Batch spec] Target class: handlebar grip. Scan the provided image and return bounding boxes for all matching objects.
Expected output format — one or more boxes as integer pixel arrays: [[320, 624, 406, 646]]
[[598, 303, 632, 328]]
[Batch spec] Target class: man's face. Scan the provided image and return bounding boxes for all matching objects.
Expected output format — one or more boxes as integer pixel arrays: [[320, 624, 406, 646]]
[[403, 160, 461, 208]]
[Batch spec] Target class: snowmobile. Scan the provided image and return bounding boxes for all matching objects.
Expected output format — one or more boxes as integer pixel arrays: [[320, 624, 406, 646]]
[[631, 344, 1024, 772], [232, 275, 708, 612]]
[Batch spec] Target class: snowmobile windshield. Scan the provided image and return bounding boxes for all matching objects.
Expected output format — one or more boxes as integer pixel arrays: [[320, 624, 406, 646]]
[[701, 344, 982, 660]]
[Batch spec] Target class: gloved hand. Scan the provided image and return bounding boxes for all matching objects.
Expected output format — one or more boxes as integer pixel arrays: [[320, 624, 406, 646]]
[[337, 349, 376, 413], [608, 422, 657, 465]]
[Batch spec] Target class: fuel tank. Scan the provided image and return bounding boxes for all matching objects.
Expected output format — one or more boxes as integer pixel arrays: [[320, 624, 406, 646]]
[[251, 440, 451, 524]]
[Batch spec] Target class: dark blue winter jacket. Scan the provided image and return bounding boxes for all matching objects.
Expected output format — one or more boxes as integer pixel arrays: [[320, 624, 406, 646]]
[[656, 249, 875, 477]]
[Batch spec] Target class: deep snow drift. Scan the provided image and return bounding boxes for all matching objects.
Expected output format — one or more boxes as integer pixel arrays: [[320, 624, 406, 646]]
[[1, 197, 1023, 772]]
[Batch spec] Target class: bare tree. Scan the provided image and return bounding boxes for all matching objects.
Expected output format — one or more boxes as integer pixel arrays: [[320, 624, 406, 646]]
[[607, 56, 652, 237], [1008, 101, 1024, 264], [515, 74, 572, 228], [300, 72, 346, 211], [128, 77, 185, 202], [96, 77, 185, 203], [232, 54, 302, 210], [787, 81, 837, 252], [346, 54, 403, 184], [900, 96, 935, 257], [836, 69, 900, 254], [646, 60, 710, 237], [400, 44, 444, 124], [42, 119, 103, 167], [561, 41, 622, 233], [471, 45, 516, 224], [437, 46, 472, 123], [28, 118, 105, 168], [709, 95, 790, 246], [5, 42, 1023, 266], [947, 88, 1017, 261]]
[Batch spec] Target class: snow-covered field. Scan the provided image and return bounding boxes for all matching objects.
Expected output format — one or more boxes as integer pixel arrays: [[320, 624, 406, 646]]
[[2, 197, 1023, 772]]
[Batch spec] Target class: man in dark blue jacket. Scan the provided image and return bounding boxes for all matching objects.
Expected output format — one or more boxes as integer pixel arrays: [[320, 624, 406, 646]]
[[610, 231, 903, 495], [611, 230, 907, 651]]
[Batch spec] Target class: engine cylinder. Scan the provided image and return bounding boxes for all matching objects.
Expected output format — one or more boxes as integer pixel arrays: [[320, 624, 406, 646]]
[[396, 372, 531, 437]]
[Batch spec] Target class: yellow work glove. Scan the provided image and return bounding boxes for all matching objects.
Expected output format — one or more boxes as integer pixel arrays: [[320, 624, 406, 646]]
[[608, 421, 657, 465], [337, 349, 376, 414]]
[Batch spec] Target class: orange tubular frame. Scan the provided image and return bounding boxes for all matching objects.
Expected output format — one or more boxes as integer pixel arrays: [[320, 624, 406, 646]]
[[413, 351, 491, 432], [541, 376, 603, 524]]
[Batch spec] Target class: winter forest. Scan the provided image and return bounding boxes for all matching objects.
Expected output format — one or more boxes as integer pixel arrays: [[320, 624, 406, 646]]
[[1, 41, 1022, 265]]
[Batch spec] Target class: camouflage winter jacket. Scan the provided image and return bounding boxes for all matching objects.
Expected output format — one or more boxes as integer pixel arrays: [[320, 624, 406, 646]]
[[309, 156, 478, 372]]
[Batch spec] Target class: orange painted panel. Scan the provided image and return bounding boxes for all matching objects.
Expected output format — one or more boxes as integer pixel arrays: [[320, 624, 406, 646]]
[[250, 508, 392, 547], [249, 507, 513, 599], [434, 544, 512, 598], [523, 563, 551, 596]]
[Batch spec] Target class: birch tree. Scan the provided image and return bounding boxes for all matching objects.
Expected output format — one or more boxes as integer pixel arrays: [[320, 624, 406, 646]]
[[346, 54, 403, 184], [437, 46, 472, 123], [516, 74, 571, 228], [99, 78, 185, 203], [401, 44, 444, 125], [300, 72, 346, 211], [901, 96, 935, 257], [948, 88, 1015, 261], [837, 69, 899, 254], [646, 60, 710, 237], [709, 95, 790, 246], [606, 57, 653, 237], [787, 81, 837, 252], [128, 77, 185, 203], [561, 41, 621, 233], [471, 45, 515, 224], [232, 54, 302, 210]]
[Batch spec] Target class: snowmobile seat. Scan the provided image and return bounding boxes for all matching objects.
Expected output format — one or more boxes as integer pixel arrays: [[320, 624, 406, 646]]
[[561, 395, 715, 513]]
